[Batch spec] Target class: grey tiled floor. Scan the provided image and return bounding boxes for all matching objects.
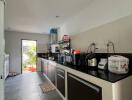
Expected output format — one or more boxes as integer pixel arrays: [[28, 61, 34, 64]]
[[5, 72, 62, 100]]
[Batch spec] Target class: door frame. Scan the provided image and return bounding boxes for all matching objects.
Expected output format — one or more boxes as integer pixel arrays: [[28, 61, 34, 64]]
[[21, 39, 37, 74]]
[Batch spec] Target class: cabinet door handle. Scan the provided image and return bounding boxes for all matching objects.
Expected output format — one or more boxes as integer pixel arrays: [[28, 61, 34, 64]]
[[57, 69, 65, 74], [57, 74, 65, 79], [68, 74, 100, 93]]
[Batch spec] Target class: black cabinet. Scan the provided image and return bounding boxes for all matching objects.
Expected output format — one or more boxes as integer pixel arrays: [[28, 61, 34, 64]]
[[56, 68, 65, 97], [67, 73, 102, 100], [47, 62, 56, 85]]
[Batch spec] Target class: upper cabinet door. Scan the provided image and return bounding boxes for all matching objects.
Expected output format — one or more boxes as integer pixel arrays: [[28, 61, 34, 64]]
[[0, 1, 5, 100]]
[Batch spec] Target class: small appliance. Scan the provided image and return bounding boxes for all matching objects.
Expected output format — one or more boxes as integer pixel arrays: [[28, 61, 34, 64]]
[[85, 53, 97, 68], [108, 55, 129, 74], [98, 58, 108, 70], [85, 43, 97, 68], [51, 44, 59, 53], [65, 55, 72, 64], [58, 54, 65, 64], [88, 58, 97, 67], [72, 50, 81, 66]]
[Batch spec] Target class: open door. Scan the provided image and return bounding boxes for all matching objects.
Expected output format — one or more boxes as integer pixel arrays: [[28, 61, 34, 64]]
[[21, 40, 37, 73], [0, 1, 5, 100]]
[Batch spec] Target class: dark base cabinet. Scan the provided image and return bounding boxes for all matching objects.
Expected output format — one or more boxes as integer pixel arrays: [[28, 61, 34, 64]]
[[47, 62, 56, 85], [68, 73, 102, 100], [41, 59, 44, 73], [56, 68, 65, 97], [48, 65, 56, 85]]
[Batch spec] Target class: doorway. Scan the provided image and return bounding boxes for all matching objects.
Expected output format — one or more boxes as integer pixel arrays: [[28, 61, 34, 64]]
[[21, 40, 37, 73]]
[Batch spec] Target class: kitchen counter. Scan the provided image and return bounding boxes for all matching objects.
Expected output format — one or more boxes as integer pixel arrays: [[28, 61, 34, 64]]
[[39, 58, 132, 100], [38, 55, 131, 83], [37, 53, 132, 83], [38, 55, 132, 100], [56, 62, 131, 83], [37, 57, 132, 83]]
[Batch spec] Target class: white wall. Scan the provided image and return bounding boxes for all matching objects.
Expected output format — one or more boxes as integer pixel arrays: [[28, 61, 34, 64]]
[[58, 0, 132, 53], [70, 15, 132, 53], [0, 1, 5, 100], [5, 31, 49, 74], [59, 0, 132, 37]]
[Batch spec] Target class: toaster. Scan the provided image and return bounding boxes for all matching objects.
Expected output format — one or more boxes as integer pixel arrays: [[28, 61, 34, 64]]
[[108, 55, 129, 74]]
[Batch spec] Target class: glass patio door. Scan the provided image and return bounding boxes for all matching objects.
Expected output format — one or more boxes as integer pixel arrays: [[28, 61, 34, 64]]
[[22, 40, 37, 73]]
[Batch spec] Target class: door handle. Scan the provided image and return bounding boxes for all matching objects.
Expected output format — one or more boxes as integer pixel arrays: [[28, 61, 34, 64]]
[[68, 74, 100, 93], [57, 74, 65, 79]]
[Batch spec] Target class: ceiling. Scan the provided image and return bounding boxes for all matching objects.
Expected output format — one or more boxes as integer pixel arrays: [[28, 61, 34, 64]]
[[5, 0, 92, 34]]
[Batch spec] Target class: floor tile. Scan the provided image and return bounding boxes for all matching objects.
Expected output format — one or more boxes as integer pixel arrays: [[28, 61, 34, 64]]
[[5, 72, 62, 100]]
